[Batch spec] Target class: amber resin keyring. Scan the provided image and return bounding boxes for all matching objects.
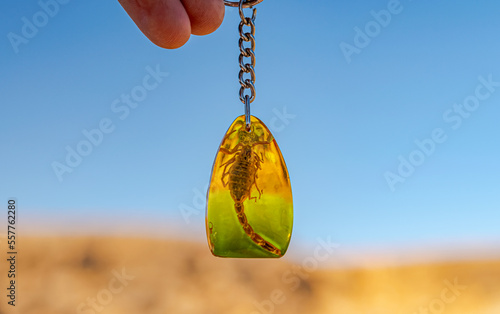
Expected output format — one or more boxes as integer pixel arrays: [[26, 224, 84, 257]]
[[206, 0, 293, 258]]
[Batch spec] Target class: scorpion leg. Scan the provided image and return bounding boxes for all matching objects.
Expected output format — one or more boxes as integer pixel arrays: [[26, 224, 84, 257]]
[[221, 174, 229, 187], [253, 152, 263, 170], [220, 157, 236, 187], [220, 143, 242, 156], [253, 171, 263, 199], [252, 139, 273, 147], [221, 129, 238, 143], [253, 151, 263, 163], [219, 147, 232, 155], [250, 163, 263, 199], [247, 165, 263, 203], [248, 194, 258, 203], [220, 156, 236, 169], [221, 169, 231, 187]]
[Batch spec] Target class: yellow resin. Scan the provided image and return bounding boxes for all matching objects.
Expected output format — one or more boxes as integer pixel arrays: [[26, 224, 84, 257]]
[[206, 115, 293, 258]]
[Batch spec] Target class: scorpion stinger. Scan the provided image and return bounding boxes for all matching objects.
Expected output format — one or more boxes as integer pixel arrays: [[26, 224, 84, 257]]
[[205, 0, 293, 258]]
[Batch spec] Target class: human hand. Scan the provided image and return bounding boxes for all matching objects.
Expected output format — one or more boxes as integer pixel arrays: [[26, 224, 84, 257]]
[[118, 0, 225, 49]]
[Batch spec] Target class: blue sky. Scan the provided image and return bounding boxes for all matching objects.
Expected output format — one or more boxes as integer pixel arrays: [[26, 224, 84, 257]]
[[1, 0, 500, 255]]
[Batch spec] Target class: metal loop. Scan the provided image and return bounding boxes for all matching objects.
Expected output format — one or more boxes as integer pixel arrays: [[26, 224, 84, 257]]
[[244, 95, 251, 130], [238, 1, 256, 26], [239, 81, 255, 103], [239, 22, 255, 39], [224, 0, 263, 8], [239, 53, 255, 69], [239, 37, 255, 54], [239, 67, 255, 84]]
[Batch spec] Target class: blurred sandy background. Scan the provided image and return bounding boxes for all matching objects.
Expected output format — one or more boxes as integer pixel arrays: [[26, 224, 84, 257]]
[[1, 236, 499, 314]]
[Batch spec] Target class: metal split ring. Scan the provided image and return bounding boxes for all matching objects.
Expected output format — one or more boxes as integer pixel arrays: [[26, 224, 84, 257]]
[[223, 0, 264, 8]]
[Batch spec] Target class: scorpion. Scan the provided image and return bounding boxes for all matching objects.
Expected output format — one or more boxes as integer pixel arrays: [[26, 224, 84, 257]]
[[219, 124, 281, 256]]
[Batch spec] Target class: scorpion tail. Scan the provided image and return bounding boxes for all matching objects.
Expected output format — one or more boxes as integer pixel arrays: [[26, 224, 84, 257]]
[[234, 202, 281, 256]]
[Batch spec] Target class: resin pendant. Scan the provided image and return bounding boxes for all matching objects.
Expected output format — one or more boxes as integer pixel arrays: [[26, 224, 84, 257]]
[[206, 115, 293, 258]]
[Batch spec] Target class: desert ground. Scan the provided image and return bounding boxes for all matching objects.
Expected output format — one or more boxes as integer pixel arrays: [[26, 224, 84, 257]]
[[0, 237, 499, 314]]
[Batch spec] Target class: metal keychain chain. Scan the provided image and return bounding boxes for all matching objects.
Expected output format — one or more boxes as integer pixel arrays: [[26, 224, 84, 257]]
[[224, 0, 262, 130]]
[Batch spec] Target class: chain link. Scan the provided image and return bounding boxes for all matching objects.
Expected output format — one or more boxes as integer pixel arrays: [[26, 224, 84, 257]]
[[238, 1, 257, 108]]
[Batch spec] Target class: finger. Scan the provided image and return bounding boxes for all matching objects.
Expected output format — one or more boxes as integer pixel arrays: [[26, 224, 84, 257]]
[[181, 0, 225, 36], [118, 0, 191, 49]]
